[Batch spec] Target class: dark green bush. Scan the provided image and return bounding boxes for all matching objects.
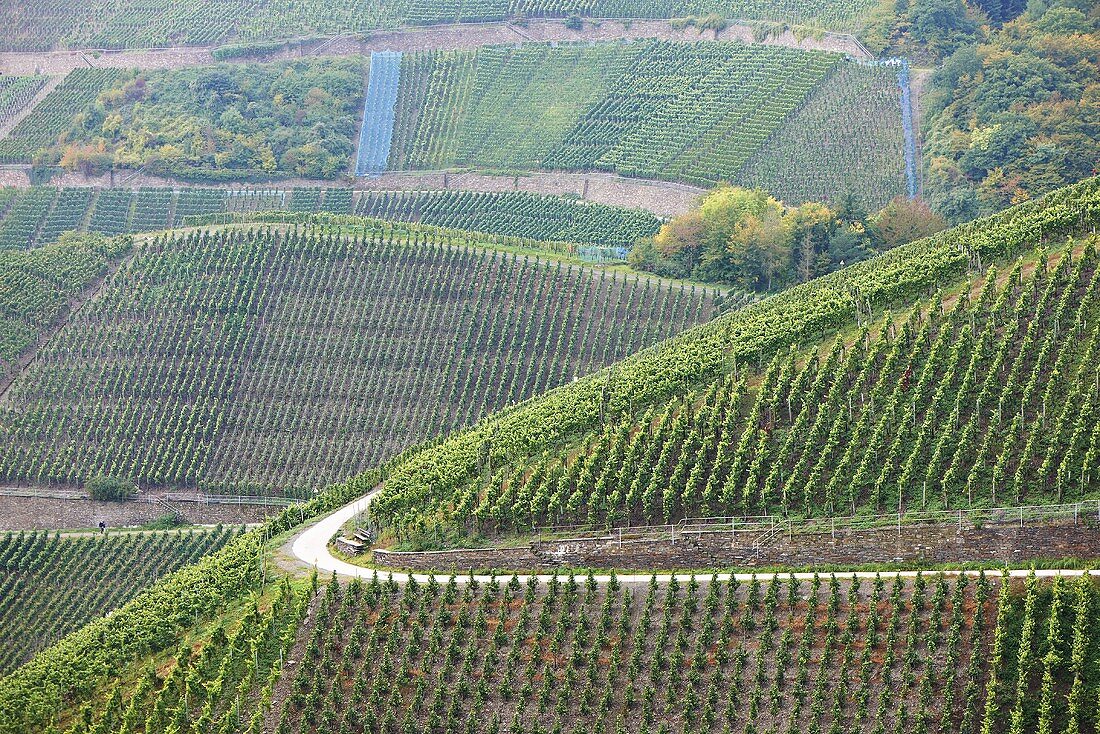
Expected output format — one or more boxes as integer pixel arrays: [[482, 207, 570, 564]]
[[87, 476, 137, 502]]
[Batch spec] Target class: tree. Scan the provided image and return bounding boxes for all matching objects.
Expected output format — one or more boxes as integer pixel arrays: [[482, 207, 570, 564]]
[[909, 0, 979, 56], [869, 197, 949, 249], [787, 202, 836, 283], [727, 201, 789, 292]]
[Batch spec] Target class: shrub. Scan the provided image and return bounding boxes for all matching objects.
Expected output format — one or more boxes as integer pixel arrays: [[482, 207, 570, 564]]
[[87, 476, 137, 502]]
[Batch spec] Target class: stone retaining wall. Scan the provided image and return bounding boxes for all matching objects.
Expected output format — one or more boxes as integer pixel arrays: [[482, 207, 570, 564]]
[[372, 520, 1100, 572], [0, 495, 276, 531]]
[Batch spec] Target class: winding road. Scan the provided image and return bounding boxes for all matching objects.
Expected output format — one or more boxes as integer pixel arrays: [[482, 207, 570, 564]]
[[289, 490, 1100, 584]]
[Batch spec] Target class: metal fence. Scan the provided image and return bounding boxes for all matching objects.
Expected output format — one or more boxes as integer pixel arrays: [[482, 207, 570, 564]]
[[533, 501, 1100, 549]]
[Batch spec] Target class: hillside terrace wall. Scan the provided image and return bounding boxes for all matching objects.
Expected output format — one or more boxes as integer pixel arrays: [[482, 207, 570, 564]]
[[0, 495, 274, 530], [370, 520, 1100, 572]]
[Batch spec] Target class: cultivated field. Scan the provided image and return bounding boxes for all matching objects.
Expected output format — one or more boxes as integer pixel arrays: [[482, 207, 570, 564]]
[[0, 225, 718, 496]]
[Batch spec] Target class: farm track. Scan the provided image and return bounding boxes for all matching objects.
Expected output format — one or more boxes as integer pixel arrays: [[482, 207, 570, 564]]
[[285, 488, 1100, 586], [0, 167, 708, 217]]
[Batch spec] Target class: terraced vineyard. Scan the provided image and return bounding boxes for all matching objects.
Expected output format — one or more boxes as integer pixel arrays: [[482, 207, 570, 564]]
[[0, 187, 56, 249], [27, 568, 1100, 734], [736, 62, 908, 210], [366, 177, 1100, 543], [353, 190, 660, 247], [0, 69, 126, 163], [390, 43, 634, 171], [0, 527, 241, 675], [268, 571, 1100, 734], [545, 41, 838, 186], [442, 248, 1100, 534], [0, 0, 876, 51], [0, 75, 48, 130], [0, 224, 717, 496], [388, 41, 905, 204], [0, 233, 128, 370], [0, 185, 659, 248]]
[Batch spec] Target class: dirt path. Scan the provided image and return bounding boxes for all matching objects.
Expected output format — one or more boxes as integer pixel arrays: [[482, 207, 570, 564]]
[[0, 166, 706, 217], [0, 18, 870, 76]]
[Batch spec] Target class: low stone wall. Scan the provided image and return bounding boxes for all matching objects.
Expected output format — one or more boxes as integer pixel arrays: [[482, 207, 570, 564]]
[[372, 520, 1100, 572]]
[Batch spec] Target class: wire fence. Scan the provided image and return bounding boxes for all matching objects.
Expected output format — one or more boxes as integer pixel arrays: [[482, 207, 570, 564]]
[[532, 501, 1100, 549]]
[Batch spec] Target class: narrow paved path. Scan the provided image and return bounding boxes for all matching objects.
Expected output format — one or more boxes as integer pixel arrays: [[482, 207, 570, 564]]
[[289, 490, 1100, 585]]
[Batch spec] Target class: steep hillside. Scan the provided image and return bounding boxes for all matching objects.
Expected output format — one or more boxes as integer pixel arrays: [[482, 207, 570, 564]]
[[389, 41, 907, 207], [0, 223, 718, 496], [0, 527, 241, 675], [9, 565, 1100, 734], [364, 177, 1100, 546], [266, 571, 1099, 734], [0, 233, 129, 373], [0, 0, 877, 51]]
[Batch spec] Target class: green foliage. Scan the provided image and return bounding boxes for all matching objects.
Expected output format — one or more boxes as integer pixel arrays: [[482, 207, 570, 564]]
[[48, 569, 1099, 734], [0, 467, 379, 734], [211, 39, 294, 61], [862, 0, 980, 59], [630, 186, 896, 290], [366, 177, 1100, 542], [0, 232, 128, 366], [140, 512, 185, 530], [0, 223, 716, 496], [354, 189, 660, 247], [86, 475, 137, 502], [391, 43, 633, 172], [57, 59, 365, 181], [431, 239, 1100, 531], [923, 0, 1100, 222], [735, 62, 909, 211], [0, 69, 126, 164], [390, 42, 900, 195], [0, 527, 239, 674], [0, 75, 48, 129], [542, 41, 841, 188]]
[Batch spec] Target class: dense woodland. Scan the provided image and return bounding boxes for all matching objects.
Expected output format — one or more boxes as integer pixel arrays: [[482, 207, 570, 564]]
[[922, 0, 1100, 221], [56, 60, 364, 181], [629, 186, 946, 289]]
